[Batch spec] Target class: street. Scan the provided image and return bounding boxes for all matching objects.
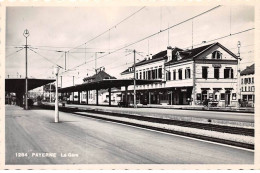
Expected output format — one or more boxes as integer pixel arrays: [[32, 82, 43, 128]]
[[6, 105, 253, 164]]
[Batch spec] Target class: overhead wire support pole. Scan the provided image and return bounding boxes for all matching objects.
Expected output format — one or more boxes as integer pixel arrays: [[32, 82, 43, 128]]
[[133, 49, 137, 108], [23, 29, 30, 110], [237, 41, 241, 108], [65, 51, 67, 70], [95, 52, 97, 74], [54, 66, 60, 123]]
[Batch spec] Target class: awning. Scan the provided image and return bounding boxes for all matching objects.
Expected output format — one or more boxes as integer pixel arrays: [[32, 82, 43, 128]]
[[5, 78, 55, 93], [58, 79, 162, 93]]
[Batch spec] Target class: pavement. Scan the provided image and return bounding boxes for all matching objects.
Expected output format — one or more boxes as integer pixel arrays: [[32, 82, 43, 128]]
[[43, 102, 254, 123], [5, 105, 253, 164]]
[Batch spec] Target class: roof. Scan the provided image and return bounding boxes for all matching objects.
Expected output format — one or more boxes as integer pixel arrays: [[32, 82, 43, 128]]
[[121, 42, 238, 74], [121, 47, 183, 75], [241, 64, 255, 76], [59, 79, 162, 92], [5, 78, 55, 93], [165, 43, 216, 65], [83, 70, 116, 83]]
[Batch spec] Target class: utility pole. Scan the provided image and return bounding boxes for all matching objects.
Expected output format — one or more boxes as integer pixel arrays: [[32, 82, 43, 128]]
[[54, 66, 60, 123], [60, 76, 62, 88], [95, 52, 97, 74], [133, 50, 137, 108], [237, 41, 241, 108], [65, 52, 67, 70], [23, 29, 29, 110], [94, 52, 105, 74]]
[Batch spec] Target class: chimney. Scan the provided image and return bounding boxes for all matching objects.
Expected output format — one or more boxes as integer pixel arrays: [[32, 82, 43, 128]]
[[167, 46, 172, 62]]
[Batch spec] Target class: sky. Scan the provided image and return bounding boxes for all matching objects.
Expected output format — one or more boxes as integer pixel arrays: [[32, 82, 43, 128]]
[[5, 5, 255, 88]]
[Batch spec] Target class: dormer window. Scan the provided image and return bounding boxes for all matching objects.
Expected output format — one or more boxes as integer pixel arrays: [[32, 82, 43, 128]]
[[212, 51, 222, 59], [176, 52, 182, 60]]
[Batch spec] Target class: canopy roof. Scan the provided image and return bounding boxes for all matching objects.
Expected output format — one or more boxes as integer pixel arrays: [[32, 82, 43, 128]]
[[5, 78, 55, 93], [58, 79, 162, 93]]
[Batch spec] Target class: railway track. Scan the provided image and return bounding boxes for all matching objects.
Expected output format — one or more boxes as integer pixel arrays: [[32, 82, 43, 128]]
[[39, 105, 254, 137]]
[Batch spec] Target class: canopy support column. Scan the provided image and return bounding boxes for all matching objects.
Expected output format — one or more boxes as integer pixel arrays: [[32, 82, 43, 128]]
[[108, 88, 111, 106], [96, 89, 99, 106], [149, 91, 151, 104], [86, 90, 88, 105], [78, 91, 80, 104], [72, 92, 74, 104], [125, 85, 128, 107]]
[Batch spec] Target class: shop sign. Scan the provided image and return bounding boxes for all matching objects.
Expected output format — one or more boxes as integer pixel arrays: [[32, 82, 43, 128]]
[[212, 64, 221, 68], [181, 89, 187, 92]]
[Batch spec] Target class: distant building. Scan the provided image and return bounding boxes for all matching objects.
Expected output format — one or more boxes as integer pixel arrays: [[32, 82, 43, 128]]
[[120, 42, 239, 107], [240, 64, 255, 107], [67, 68, 121, 105]]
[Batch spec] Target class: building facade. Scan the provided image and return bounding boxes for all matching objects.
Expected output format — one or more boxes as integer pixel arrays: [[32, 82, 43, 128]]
[[120, 42, 239, 107], [240, 64, 255, 107]]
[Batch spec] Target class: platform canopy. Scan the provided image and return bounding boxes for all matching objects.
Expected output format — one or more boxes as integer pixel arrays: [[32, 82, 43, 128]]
[[58, 79, 162, 93], [5, 78, 55, 93]]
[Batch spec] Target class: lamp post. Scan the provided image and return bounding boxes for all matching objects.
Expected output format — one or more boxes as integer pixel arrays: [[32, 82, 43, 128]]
[[23, 29, 29, 110], [54, 66, 60, 123]]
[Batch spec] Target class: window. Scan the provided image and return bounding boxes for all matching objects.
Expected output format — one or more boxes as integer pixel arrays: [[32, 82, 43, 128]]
[[243, 95, 247, 101], [139, 72, 142, 79], [148, 70, 151, 79], [248, 95, 253, 101], [212, 51, 222, 59], [158, 68, 162, 79], [185, 68, 191, 79], [166, 71, 171, 81], [232, 93, 236, 100], [245, 86, 247, 92], [173, 70, 176, 80], [155, 69, 158, 79], [241, 78, 243, 84], [224, 68, 234, 79], [220, 93, 225, 100], [214, 67, 220, 79], [248, 78, 251, 84], [202, 67, 208, 79], [252, 77, 254, 84], [178, 69, 182, 80], [136, 73, 138, 79], [252, 86, 255, 92], [248, 87, 251, 91], [143, 71, 145, 79]]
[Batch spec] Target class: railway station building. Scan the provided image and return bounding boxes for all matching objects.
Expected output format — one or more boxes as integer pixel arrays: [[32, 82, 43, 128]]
[[120, 42, 239, 107]]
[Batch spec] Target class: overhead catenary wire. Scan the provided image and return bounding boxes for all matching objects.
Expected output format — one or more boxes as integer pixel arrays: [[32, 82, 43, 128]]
[[66, 6, 146, 53], [61, 5, 222, 75], [185, 28, 255, 49], [6, 48, 24, 58], [28, 48, 64, 69]]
